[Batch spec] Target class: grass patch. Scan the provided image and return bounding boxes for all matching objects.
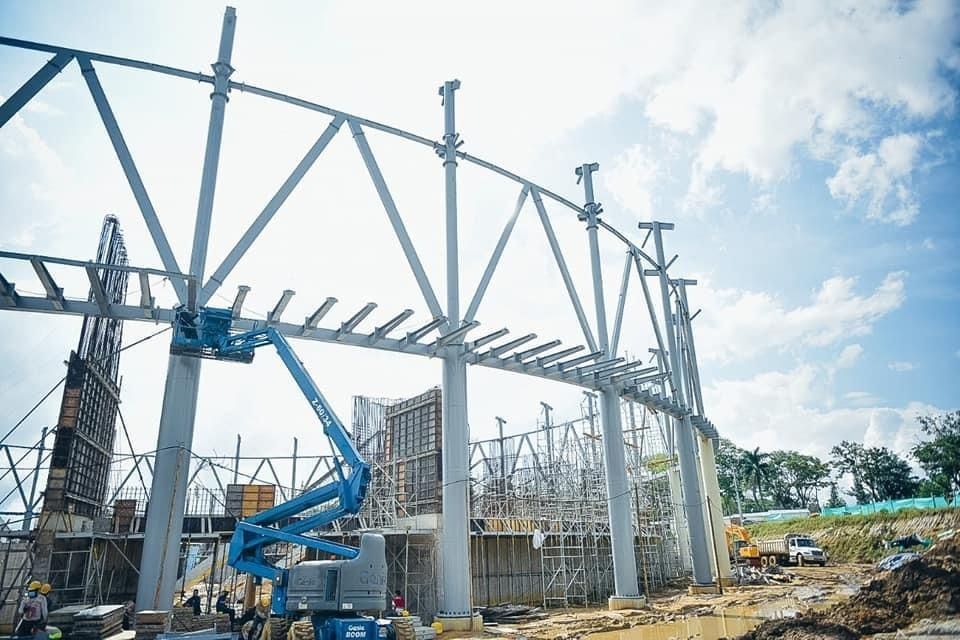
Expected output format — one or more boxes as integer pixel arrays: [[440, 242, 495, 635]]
[[744, 507, 960, 563]]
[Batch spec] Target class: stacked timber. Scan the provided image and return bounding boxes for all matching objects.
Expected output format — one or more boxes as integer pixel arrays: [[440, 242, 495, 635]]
[[269, 618, 289, 640], [391, 617, 415, 640], [168, 608, 231, 633], [287, 620, 315, 640], [72, 604, 126, 639], [47, 603, 89, 636], [134, 610, 169, 640]]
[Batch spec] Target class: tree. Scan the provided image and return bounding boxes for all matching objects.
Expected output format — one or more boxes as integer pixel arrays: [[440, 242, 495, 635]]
[[825, 483, 845, 509], [715, 439, 748, 515], [766, 451, 800, 508], [831, 440, 918, 502], [831, 441, 871, 502], [740, 447, 770, 510], [912, 411, 960, 500], [863, 446, 918, 500], [782, 452, 831, 506]]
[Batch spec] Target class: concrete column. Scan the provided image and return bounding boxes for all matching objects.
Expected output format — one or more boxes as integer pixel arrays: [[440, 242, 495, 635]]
[[699, 435, 732, 583], [137, 353, 201, 609]]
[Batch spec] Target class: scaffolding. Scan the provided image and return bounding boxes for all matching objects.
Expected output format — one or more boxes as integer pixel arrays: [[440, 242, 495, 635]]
[[0, 388, 684, 628]]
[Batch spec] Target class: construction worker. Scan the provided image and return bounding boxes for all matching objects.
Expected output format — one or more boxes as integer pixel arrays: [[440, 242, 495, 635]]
[[182, 588, 202, 615], [40, 584, 55, 618], [215, 591, 236, 626], [239, 597, 270, 640], [15, 581, 47, 636]]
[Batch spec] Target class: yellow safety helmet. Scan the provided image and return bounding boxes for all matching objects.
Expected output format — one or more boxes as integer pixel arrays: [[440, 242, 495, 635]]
[[41, 583, 52, 595], [255, 596, 270, 616], [28, 581, 41, 591]]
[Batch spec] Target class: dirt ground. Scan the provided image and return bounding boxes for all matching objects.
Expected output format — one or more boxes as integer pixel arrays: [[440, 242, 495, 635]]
[[483, 564, 873, 640], [738, 535, 960, 640]]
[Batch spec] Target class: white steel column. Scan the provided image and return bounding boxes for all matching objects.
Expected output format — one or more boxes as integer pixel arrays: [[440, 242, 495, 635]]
[[678, 280, 731, 583], [137, 6, 236, 610], [136, 353, 201, 608], [648, 222, 714, 586], [577, 163, 642, 603], [667, 466, 693, 572], [437, 79, 473, 623]]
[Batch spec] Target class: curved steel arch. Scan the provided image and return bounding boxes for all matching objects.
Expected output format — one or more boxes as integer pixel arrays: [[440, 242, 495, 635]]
[[0, 6, 726, 614]]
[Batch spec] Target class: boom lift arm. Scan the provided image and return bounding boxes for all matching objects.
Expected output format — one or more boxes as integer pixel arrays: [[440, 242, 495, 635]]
[[171, 308, 379, 617]]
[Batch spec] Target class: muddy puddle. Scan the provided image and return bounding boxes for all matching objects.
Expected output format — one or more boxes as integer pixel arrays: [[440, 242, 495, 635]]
[[587, 596, 841, 640]]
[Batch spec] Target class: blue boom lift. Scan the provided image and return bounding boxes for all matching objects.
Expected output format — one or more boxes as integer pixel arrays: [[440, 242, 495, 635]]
[[171, 307, 388, 640]]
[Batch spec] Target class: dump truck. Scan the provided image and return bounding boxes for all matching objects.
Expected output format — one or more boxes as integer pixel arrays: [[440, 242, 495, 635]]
[[756, 533, 828, 566]]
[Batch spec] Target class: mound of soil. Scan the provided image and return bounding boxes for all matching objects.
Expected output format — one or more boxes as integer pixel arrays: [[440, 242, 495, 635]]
[[737, 536, 960, 639]]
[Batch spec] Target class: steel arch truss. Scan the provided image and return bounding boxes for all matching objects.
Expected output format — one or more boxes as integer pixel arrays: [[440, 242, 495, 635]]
[[0, 34, 714, 435]]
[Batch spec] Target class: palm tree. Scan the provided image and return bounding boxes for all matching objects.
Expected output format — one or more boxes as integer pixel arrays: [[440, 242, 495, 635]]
[[741, 447, 770, 510]]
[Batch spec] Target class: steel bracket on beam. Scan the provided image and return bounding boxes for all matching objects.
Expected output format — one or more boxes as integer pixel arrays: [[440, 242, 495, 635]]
[[432, 321, 479, 350], [268, 289, 295, 324], [401, 316, 446, 348], [466, 328, 509, 351], [30, 258, 64, 310], [85, 265, 110, 314], [231, 285, 251, 318], [337, 303, 377, 339], [369, 309, 414, 344]]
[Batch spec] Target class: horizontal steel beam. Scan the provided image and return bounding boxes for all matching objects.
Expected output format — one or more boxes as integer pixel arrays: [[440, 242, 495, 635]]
[[0, 294, 714, 436]]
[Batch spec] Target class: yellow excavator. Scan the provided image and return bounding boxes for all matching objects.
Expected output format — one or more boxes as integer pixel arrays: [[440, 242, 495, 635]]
[[725, 524, 761, 566]]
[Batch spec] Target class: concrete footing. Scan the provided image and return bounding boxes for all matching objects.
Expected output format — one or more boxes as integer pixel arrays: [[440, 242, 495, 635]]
[[435, 614, 483, 632], [608, 595, 647, 610], [719, 576, 737, 587], [688, 583, 721, 595]]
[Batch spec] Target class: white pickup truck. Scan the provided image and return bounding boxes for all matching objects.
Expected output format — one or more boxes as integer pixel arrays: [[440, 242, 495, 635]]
[[756, 533, 828, 566]]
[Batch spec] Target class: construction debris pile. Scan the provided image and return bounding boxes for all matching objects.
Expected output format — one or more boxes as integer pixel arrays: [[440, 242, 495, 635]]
[[733, 564, 794, 585], [478, 604, 547, 624], [738, 535, 960, 639]]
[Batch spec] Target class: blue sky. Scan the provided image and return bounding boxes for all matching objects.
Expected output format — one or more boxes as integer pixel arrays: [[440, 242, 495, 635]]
[[0, 1, 957, 476]]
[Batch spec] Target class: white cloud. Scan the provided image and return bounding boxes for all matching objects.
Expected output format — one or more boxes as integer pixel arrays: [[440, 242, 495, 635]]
[[835, 344, 864, 369], [844, 391, 881, 407], [694, 272, 906, 362], [603, 144, 660, 220], [888, 361, 916, 372], [706, 360, 943, 459], [827, 134, 922, 225], [631, 1, 956, 219], [921, 238, 937, 250]]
